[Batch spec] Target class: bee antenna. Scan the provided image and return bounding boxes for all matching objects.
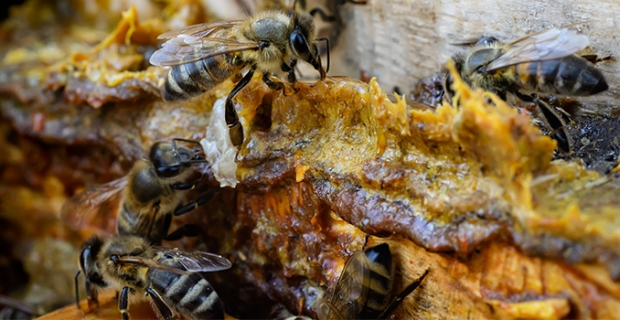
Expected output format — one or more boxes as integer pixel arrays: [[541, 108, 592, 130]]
[[74, 270, 81, 309], [292, 0, 304, 11], [317, 37, 330, 74]]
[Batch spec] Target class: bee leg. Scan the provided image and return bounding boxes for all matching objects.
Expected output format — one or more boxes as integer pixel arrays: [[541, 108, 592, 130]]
[[378, 268, 430, 319], [226, 69, 255, 147], [514, 91, 572, 154], [263, 73, 298, 96], [282, 61, 300, 93], [282, 60, 297, 83], [171, 138, 204, 153], [85, 278, 99, 312], [533, 98, 572, 154], [308, 7, 336, 22], [74, 271, 81, 309], [119, 287, 130, 320], [146, 288, 175, 320], [173, 190, 217, 216], [262, 72, 284, 91], [171, 174, 206, 190], [165, 224, 202, 241]]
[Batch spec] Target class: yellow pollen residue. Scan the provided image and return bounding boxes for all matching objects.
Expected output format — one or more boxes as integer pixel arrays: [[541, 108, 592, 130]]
[[294, 153, 310, 182], [93, 6, 139, 53]]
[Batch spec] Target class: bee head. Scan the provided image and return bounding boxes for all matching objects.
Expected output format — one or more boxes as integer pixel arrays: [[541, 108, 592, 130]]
[[99, 236, 151, 288], [475, 36, 499, 47], [463, 40, 503, 77], [105, 236, 149, 266], [149, 142, 194, 178], [289, 11, 327, 79]]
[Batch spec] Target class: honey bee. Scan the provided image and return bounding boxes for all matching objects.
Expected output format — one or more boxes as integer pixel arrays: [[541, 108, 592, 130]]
[[314, 243, 430, 319], [444, 26, 608, 154], [149, 10, 328, 147], [61, 138, 214, 245], [74, 235, 232, 320]]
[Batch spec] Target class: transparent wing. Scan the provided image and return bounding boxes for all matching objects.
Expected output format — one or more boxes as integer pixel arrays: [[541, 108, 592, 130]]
[[59, 176, 127, 234], [116, 255, 192, 275], [149, 20, 261, 66], [315, 298, 346, 320], [156, 21, 243, 40], [486, 27, 589, 71], [151, 246, 233, 272], [329, 251, 370, 318]]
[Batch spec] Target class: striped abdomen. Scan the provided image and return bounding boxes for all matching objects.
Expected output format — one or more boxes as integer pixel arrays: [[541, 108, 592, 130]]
[[359, 243, 394, 319], [148, 266, 224, 319], [163, 54, 237, 101], [510, 55, 608, 96]]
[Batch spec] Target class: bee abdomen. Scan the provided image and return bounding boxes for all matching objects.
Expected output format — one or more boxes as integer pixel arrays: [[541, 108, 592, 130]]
[[177, 277, 224, 319], [149, 271, 224, 319], [514, 61, 548, 92], [515, 56, 608, 96], [360, 267, 392, 318], [163, 55, 233, 102], [555, 55, 608, 95], [359, 244, 394, 319]]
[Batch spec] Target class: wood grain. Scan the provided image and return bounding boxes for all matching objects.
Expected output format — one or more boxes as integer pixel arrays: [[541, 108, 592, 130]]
[[337, 0, 619, 114]]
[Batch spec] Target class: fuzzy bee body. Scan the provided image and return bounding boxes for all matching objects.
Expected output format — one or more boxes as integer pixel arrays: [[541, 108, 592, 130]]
[[356, 244, 396, 318], [163, 45, 241, 102], [76, 235, 231, 320], [61, 139, 214, 246], [115, 160, 183, 244], [315, 243, 429, 319], [147, 253, 225, 319], [464, 46, 608, 97], [150, 10, 327, 147], [446, 27, 609, 154]]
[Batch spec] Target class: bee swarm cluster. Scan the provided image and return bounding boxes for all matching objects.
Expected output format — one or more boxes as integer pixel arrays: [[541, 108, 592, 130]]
[[0, 0, 619, 320]]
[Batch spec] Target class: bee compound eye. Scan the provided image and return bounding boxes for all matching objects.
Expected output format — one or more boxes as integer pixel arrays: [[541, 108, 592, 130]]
[[290, 31, 310, 58], [79, 247, 90, 270], [111, 255, 120, 264]]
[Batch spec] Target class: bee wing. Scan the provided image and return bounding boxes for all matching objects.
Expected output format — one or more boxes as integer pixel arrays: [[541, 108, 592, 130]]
[[151, 246, 233, 272], [150, 20, 262, 66], [59, 176, 127, 234], [329, 251, 370, 317], [116, 256, 192, 275], [314, 298, 346, 320], [156, 21, 243, 40], [486, 27, 590, 72]]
